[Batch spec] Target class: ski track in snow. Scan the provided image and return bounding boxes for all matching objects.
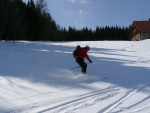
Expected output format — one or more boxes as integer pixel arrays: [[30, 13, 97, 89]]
[[1, 41, 150, 113], [5, 85, 149, 113], [5, 85, 120, 113], [115, 95, 150, 113], [123, 44, 150, 63]]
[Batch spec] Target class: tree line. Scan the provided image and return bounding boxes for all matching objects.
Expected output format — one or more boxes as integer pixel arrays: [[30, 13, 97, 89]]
[[58, 26, 131, 41], [0, 0, 131, 42]]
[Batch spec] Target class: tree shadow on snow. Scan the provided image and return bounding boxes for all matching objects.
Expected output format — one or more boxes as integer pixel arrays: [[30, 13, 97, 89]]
[[89, 47, 150, 89], [0, 41, 150, 93]]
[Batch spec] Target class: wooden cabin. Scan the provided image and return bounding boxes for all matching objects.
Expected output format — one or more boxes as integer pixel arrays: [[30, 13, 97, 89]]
[[130, 20, 150, 41]]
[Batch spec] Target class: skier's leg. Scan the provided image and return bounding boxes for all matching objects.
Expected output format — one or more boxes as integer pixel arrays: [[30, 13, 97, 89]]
[[81, 61, 87, 74], [76, 58, 87, 74], [76, 58, 82, 67]]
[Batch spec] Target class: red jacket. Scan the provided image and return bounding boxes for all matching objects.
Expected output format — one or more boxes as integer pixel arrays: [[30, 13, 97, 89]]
[[77, 48, 90, 60]]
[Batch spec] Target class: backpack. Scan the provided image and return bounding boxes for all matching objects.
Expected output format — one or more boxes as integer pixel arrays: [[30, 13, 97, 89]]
[[73, 45, 82, 58]]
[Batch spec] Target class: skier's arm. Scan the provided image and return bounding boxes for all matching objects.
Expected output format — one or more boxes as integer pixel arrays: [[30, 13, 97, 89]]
[[85, 51, 92, 63], [85, 51, 90, 60]]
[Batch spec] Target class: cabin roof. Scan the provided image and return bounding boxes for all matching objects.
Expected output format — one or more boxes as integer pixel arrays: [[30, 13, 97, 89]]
[[133, 21, 150, 31]]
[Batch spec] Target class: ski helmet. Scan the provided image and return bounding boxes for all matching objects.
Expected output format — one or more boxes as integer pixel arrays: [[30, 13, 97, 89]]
[[85, 46, 90, 50]]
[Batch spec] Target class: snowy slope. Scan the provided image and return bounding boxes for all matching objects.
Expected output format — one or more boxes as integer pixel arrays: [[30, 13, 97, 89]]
[[0, 40, 150, 113]]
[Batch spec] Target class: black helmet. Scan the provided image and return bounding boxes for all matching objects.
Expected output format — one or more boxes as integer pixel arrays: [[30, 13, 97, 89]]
[[85, 46, 90, 50]]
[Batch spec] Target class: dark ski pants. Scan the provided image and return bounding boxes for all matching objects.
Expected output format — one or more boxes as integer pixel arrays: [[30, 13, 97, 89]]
[[76, 58, 87, 74]]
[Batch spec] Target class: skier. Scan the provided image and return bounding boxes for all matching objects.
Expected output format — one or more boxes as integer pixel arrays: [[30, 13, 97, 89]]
[[73, 45, 92, 74]]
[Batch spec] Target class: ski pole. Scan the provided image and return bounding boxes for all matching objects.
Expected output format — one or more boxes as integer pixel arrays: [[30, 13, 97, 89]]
[[70, 65, 80, 70], [70, 62, 90, 70]]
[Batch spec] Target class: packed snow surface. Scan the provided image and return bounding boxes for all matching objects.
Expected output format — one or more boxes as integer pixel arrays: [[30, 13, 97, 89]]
[[0, 40, 150, 113]]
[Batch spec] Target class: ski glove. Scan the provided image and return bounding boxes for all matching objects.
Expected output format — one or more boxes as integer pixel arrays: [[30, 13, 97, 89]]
[[89, 59, 92, 63]]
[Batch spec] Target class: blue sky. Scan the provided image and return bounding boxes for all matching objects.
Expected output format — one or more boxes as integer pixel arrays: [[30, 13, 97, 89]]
[[23, 0, 150, 30]]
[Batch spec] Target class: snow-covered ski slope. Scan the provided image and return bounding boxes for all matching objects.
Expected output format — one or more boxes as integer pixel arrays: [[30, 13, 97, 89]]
[[0, 40, 150, 113]]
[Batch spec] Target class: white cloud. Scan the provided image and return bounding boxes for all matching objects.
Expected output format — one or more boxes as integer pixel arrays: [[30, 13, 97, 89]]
[[62, 9, 88, 29], [79, 0, 90, 4], [79, 10, 87, 16], [67, 0, 90, 4], [64, 10, 76, 16], [64, 10, 87, 17], [67, 0, 76, 3]]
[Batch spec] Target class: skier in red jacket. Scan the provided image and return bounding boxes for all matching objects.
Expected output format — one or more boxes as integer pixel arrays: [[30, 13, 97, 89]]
[[75, 46, 92, 74]]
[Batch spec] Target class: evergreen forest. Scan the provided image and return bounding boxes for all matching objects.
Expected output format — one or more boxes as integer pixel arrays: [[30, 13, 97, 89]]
[[0, 0, 131, 41]]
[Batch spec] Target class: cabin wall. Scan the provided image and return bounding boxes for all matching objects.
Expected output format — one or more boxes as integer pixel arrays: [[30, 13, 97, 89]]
[[132, 33, 140, 41], [141, 32, 150, 40]]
